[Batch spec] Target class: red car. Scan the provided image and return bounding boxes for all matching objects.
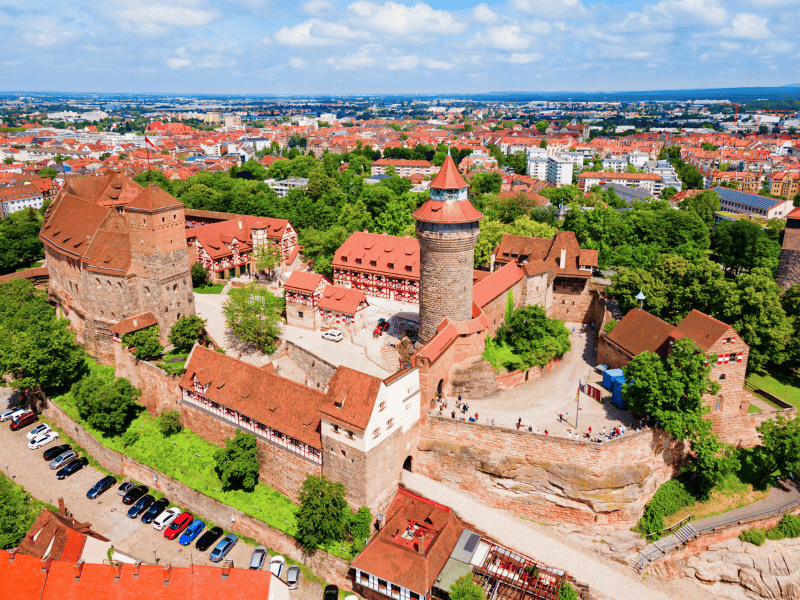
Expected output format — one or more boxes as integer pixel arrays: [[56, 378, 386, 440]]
[[164, 512, 193, 540]]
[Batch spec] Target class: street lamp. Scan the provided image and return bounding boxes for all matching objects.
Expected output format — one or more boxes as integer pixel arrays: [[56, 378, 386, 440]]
[[153, 547, 158, 565], [4, 464, 8, 477]]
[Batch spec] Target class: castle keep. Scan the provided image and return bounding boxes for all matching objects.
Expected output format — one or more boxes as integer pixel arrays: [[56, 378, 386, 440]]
[[777, 205, 800, 292], [40, 172, 193, 364]]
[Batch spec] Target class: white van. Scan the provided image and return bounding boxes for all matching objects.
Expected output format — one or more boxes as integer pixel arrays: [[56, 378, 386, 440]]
[[152, 507, 181, 531]]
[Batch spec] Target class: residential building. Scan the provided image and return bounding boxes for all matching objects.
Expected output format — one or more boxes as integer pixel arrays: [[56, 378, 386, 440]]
[[643, 160, 682, 194], [526, 156, 573, 187], [284, 272, 369, 334], [777, 206, 800, 291], [0, 182, 44, 217], [16, 503, 110, 563], [267, 177, 308, 198], [284, 271, 327, 330], [371, 159, 439, 178], [767, 172, 800, 198], [711, 187, 795, 219], [333, 232, 420, 304], [599, 182, 652, 204], [577, 172, 662, 194]]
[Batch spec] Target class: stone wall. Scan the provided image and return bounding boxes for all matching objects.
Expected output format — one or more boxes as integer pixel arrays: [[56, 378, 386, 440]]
[[40, 399, 352, 588], [494, 356, 562, 391], [777, 248, 800, 292], [286, 303, 319, 331], [273, 341, 336, 390], [710, 405, 797, 448], [114, 344, 180, 415], [479, 278, 526, 338], [595, 334, 631, 370], [416, 416, 686, 530]]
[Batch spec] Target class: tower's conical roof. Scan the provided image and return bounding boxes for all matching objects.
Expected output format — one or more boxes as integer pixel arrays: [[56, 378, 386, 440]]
[[429, 153, 468, 190]]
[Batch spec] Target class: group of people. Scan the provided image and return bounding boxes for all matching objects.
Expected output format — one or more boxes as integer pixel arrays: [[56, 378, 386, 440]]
[[574, 424, 628, 443]]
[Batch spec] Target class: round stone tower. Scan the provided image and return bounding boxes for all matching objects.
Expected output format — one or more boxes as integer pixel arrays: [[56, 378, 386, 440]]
[[413, 151, 483, 343], [777, 206, 800, 292]]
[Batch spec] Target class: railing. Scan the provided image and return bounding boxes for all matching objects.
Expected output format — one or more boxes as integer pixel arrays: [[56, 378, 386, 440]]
[[646, 514, 692, 538]]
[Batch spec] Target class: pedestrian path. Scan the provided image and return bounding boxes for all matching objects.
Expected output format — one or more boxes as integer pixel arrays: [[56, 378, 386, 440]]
[[631, 482, 800, 574], [400, 471, 675, 600]]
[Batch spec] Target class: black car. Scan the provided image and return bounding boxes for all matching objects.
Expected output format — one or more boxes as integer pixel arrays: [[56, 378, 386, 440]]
[[56, 457, 88, 480], [43, 444, 71, 461], [122, 485, 149, 505], [195, 526, 224, 551], [141, 498, 169, 524], [87, 475, 117, 499], [323, 584, 339, 600], [127, 494, 155, 519]]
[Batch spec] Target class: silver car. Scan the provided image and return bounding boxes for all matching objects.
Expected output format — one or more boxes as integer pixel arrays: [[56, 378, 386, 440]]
[[249, 545, 268, 570], [0, 407, 27, 422], [49, 449, 77, 470], [286, 565, 301, 590]]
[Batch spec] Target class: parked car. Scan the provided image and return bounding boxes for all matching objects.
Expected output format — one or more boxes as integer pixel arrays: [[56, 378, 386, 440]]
[[117, 481, 137, 496], [43, 444, 71, 461], [286, 565, 301, 590], [321, 329, 343, 342], [0, 407, 27, 422], [323, 585, 339, 600], [178, 520, 205, 546], [28, 431, 58, 450], [10, 411, 37, 431], [268, 555, 285, 578], [249, 546, 268, 570], [49, 449, 77, 470], [127, 494, 155, 519], [195, 526, 223, 551], [87, 475, 117, 499], [56, 457, 88, 480], [209, 534, 238, 563], [122, 485, 149, 505], [152, 507, 181, 531], [141, 498, 170, 524], [164, 512, 193, 540], [25, 423, 50, 439]]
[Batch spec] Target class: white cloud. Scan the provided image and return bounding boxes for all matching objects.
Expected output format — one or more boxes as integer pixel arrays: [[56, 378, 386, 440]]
[[472, 3, 498, 24], [525, 20, 552, 35], [511, 0, 588, 19], [328, 43, 382, 70], [347, 1, 466, 36], [166, 57, 191, 68], [386, 54, 420, 70], [506, 52, 543, 64], [92, 0, 218, 37], [651, 0, 728, 26], [289, 56, 306, 68], [274, 19, 337, 46], [720, 13, 771, 40], [301, 0, 334, 15], [484, 25, 531, 51], [423, 56, 452, 69]]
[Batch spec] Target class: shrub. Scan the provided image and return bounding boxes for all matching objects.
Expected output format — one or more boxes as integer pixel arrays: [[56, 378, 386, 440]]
[[214, 430, 260, 492], [121, 325, 163, 361], [767, 514, 800, 540], [634, 479, 695, 538], [296, 475, 348, 553], [168, 316, 206, 352], [191, 262, 209, 288], [71, 375, 142, 436], [604, 319, 618, 334], [558, 582, 578, 600], [120, 429, 140, 448], [158, 410, 182, 436], [348, 506, 373, 542], [740, 528, 766, 546]]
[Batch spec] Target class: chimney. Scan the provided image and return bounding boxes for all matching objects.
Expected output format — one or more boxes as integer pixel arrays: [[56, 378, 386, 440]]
[[163, 565, 172, 585], [41, 557, 52, 573], [222, 563, 231, 579], [133, 562, 141, 578], [238, 220, 243, 230], [74, 560, 85, 581], [114, 562, 123, 581], [58, 498, 66, 516], [560, 248, 566, 269]]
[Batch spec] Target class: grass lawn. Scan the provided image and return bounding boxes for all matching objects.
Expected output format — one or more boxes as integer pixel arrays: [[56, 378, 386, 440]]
[[193, 283, 225, 295], [747, 367, 800, 410], [663, 473, 769, 529], [748, 404, 763, 413], [50, 359, 352, 560], [483, 338, 522, 373]]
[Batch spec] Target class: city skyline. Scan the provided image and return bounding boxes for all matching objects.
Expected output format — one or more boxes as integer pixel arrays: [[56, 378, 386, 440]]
[[1, 0, 798, 95]]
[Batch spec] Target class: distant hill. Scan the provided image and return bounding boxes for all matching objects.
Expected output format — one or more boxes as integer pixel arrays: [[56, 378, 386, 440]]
[[782, 83, 800, 88]]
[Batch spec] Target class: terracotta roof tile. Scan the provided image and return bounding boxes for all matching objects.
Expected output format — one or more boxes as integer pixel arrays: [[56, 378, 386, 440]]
[[125, 184, 183, 212], [429, 154, 468, 190], [412, 199, 483, 224], [319, 366, 382, 432], [108, 312, 159, 336], [670, 309, 732, 352], [472, 262, 523, 308], [333, 232, 420, 279], [604, 309, 677, 359], [285, 271, 326, 293], [318, 285, 368, 315]]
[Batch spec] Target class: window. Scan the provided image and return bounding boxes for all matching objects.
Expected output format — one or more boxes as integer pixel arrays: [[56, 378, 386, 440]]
[[355, 258, 362, 265], [370, 260, 377, 267], [332, 424, 339, 433], [379, 401, 386, 411], [719, 374, 726, 381], [372, 428, 381, 439], [387, 418, 394, 428], [341, 449, 347, 458], [360, 573, 369, 584], [387, 263, 394, 269], [347, 430, 354, 439], [298, 311, 304, 318], [341, 257, 347, 263]]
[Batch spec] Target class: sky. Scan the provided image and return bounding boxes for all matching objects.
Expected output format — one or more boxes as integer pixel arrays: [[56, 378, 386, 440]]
[[1, 0, 799, 95]]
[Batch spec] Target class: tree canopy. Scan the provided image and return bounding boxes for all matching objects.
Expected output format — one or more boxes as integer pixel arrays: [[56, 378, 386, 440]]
[[222, 282, 284, 354], [71, 374, 142, 436], [214, 430, 260, 492], [295, 474, 348, 553], [168, 315, 206, 352], [450, 574, 486, 600], [121, 325, 164, 361]]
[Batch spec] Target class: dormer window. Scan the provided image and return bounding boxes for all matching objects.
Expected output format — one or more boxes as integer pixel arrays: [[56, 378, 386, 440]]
[[341, 257, 347, 263], [334, 401, 343, 408], [356, 258, 362, 265], [379, 401, 386, 411], [387, 263, 394, 269], [332, 424, 340, 433], [370, 260, 377, 267], [405, 266, 412, 272]]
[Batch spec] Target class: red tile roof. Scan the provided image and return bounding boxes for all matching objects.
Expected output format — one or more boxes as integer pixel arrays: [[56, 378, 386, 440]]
[[180, 346, 327, 447], [0, 266, 49, 283], [429, 154, 468, 190], [472, 262, 523, 308], [0, 549, 273, 600], [787, 206, 800, 220], [412, 199, 483, 224], [108, 311, 159, 336], [318, 285, 368, 314], [493, 232, 592, 279], [16, 509, 108, 563], [319, 366, 382, 432], [125, 184, 183, 212], [333, 232, 420, 279], [188, 216, 292, 261], [284, 271, 326, 293], [603, 309, 676, 359], [351, 488, 464, 596], [670, 309, 732, 352]]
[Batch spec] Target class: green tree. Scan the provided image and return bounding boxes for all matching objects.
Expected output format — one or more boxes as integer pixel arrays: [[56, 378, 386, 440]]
[[450, 574, 486, 600], [348, 506, 373, 542], [121, 325, 163, 361], [752, 415, 800, 483], [661, 186, 678, 201], [158, 409, 183, 435], [505, 289, 514, 323], [38, 167, 57, 178], [2, 157, 13, 165], [711, 220, 778, 275], [295, 475, 348, 553], [222, 282, 283, 354], [499, 305, 571, 369], [214, 430, 259, 491], [168, 315, 206, 352], [469, 172, 502, 195], [71, 375, 142, 435], [0, 208, 45, 274], [190, 262, 208, 288], [376, 196, 414, 237], [608, 268, 669, 318], [679, 190, 720, 229], [0, 476, 53, 549], [558, 583, 578, 600], [535, 120, 548, 133], [253, 244, 281, 280], [133, 171, 172, 194], [782, 284, 800, 371]]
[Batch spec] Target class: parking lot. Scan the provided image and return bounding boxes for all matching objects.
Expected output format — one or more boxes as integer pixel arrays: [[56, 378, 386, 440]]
[[0, 391, 324, 600]]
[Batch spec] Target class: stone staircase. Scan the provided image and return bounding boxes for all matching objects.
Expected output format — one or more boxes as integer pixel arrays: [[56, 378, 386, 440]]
[[629, 523, 699, 574], [449, 357, 500, 399]]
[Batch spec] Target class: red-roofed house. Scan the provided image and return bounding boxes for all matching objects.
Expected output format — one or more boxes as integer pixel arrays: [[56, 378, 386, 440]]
[[333, 232, 420, 304], [370, 159, 440, 178], [16, 505, 110, 564], [284, 271, 327, 330], [318, 285, 369, 334]]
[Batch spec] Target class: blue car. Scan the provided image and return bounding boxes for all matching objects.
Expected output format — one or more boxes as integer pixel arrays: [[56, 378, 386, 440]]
[[209, 534, 238, 563], [87, 475, 117, 500], [178, 520, 205, 546], [127, 494, 155, 519]]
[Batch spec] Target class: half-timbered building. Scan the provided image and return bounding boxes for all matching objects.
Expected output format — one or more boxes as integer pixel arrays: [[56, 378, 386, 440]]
[[284, 271, 327, 330], [332, 232, 420, 304]]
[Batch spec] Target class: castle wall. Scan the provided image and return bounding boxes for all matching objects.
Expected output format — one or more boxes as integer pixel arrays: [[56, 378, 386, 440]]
[[596, 336, 632, 370], [522, 272, 551, 311], [114, 344, 180, 415], [285, 303, 318, 330], [479, 278, 526, 338], [417, 416, 686, 530], [777, 247, 800, 292], [549, 279, 597, 323], [417, 226, 480, 342]]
